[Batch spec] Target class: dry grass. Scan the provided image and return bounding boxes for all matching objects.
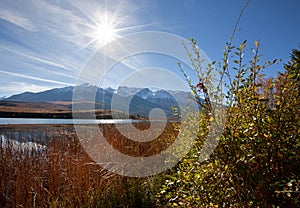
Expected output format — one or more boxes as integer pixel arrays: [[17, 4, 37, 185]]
[[0, 122, 178, 207]]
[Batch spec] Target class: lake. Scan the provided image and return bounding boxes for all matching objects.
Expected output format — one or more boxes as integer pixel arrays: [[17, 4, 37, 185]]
[[0, 118, 144, 125], [0, 117, 174, 155], [0, 118, 171, 151]]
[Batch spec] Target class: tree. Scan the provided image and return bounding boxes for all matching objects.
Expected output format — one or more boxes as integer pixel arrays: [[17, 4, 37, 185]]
[[284, 48, 300, 89]]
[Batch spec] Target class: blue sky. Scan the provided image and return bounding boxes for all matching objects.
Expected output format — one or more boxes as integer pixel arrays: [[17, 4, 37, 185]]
[[0, 0, 299, 97]]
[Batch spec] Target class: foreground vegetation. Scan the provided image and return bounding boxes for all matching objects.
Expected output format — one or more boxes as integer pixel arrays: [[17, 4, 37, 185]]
[[0, 123, 176, 207], [155, 40, 300, 207]]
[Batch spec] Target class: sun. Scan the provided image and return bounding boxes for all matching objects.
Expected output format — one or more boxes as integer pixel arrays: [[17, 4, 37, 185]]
[[94, 22, 117, 45], [88, 12, 120, 47], [78, 7, 148, 50]]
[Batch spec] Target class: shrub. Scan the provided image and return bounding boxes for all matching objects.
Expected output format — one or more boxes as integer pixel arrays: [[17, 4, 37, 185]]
[[156, 39, 300, 207]]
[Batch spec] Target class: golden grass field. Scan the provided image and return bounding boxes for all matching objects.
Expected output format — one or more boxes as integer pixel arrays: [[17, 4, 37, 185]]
[[0, 122, 178, 207]]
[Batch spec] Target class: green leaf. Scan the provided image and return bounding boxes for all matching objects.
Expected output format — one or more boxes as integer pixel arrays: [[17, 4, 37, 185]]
[[241, 123, 247, 129]]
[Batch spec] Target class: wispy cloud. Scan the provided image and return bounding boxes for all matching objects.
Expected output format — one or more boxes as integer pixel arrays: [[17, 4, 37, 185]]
[[0, 0, 162, 97], [0, 9, 37, 32], [0, 70, 73, 86], [2, 45, 69, 70], [0, 82, 54, 96]]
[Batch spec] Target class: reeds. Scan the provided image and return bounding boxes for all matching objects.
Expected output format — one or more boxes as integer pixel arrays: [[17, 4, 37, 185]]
[[0, 123, 177, 207]]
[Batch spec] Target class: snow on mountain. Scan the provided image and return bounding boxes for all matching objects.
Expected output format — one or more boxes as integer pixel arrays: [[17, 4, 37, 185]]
[[115, 86, 190, 101], [116, 86, 142, 97], [135, 88, 153, 99], [152, 90, 175, 100], [133, 88, 176, 100], [5, 84, 192, 103], [105, 87, 115, 94], [4, 84, 199, 118]]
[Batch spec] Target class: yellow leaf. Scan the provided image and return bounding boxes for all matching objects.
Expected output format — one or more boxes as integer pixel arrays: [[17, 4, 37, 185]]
[[194, 173, 201, 179], [254, 41, 259, 48], [225, 164, 228, 170]]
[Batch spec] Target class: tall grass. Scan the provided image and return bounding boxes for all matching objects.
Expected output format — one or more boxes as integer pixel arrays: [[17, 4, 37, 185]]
[[0, 123, 177, 207]]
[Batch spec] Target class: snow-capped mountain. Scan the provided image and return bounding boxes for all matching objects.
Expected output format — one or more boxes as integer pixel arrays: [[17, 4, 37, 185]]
[[4, 84, 200, 118], [135, 88, 153, 99], [118, 86, 179, 101], [115, 86, 142, 97], [151, 90, 175, 100]]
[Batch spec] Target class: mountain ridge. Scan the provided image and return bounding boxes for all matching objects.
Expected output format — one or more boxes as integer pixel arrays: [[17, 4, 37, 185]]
[[4, 84, 200, 118]]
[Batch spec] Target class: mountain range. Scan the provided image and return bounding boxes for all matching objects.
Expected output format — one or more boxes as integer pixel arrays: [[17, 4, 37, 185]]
[[3, 84, 200, 118]]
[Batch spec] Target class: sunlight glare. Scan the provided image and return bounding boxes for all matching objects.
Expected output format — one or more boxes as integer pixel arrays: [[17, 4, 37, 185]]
[[87, 11, 121, 47], [94, 21, 117, 45], [75, 3, 154, 51]]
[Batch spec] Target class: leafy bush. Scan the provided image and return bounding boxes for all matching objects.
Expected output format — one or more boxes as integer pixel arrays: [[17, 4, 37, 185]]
[[156, 39, 300, 207]]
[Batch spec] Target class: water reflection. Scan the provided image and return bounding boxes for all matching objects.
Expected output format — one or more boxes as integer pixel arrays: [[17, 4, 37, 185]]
[[0, 118, 141, 125]]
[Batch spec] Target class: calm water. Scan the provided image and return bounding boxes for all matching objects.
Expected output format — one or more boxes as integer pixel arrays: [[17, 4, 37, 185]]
[[0, 118, 167, 146], [0, 118, 140, 147], [0, 118, 142, 125]]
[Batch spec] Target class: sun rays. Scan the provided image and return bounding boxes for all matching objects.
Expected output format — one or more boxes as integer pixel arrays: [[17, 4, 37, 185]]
[[87, 11, 121, 47], [72, 1, 157, 51]]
